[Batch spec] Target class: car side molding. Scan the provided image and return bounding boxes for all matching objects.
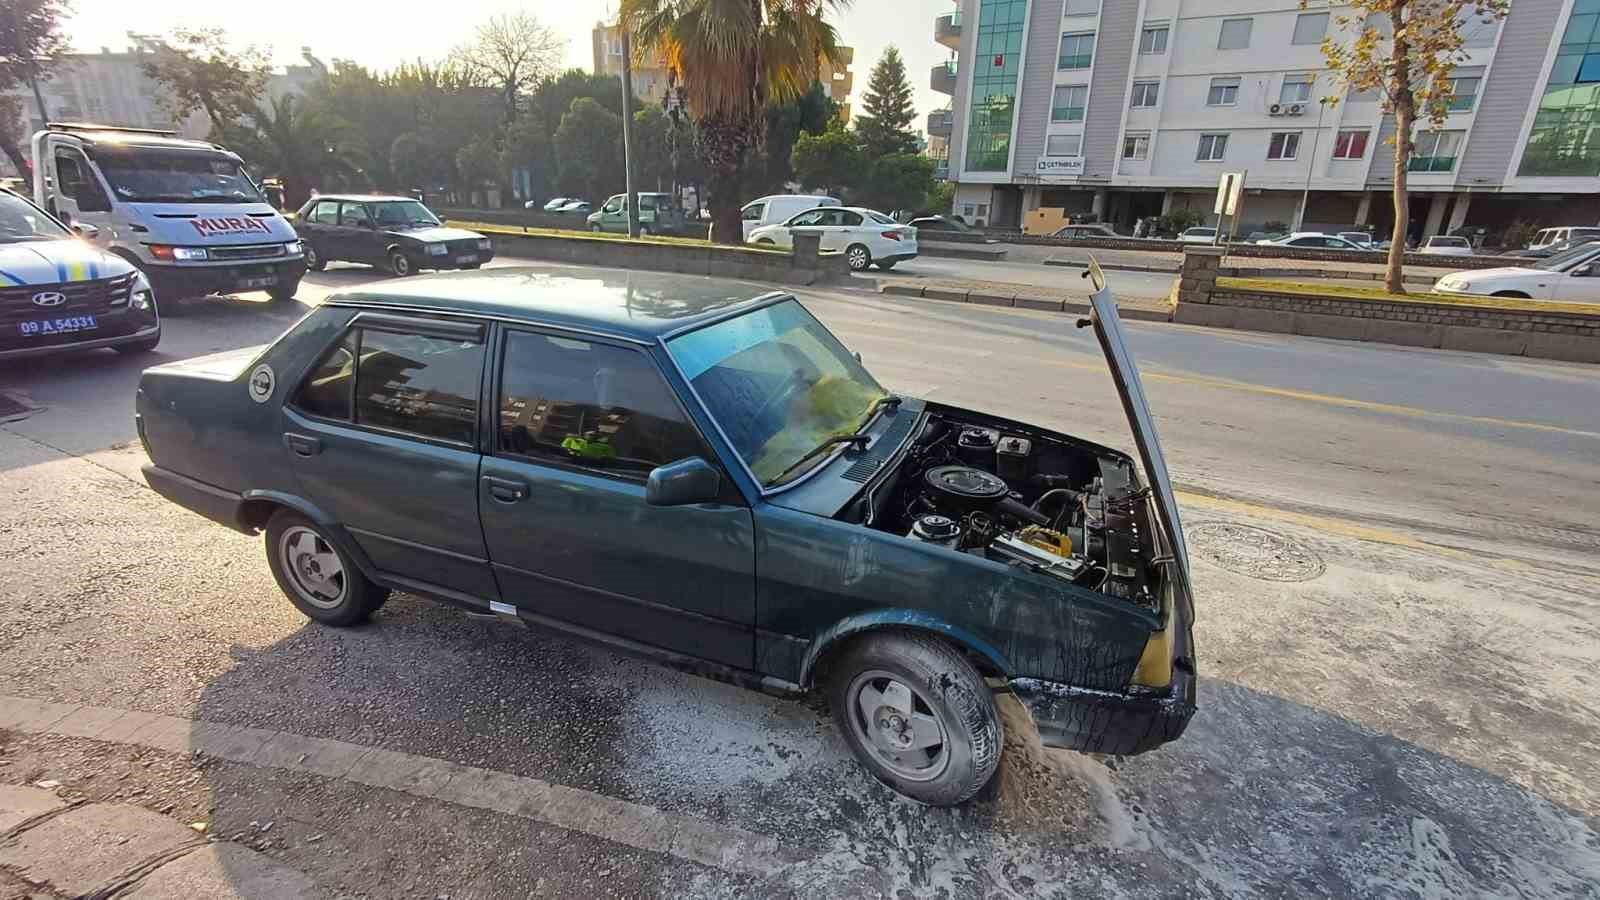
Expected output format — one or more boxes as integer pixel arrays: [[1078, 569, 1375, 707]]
[[797, 608, 1014, 688]]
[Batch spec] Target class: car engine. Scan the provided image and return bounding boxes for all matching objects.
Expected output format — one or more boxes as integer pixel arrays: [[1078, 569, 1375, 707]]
[[870, 416, 1159, 609]]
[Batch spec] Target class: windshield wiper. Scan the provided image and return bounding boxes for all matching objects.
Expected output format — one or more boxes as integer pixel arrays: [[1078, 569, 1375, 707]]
[[767, 433, 871, 487]]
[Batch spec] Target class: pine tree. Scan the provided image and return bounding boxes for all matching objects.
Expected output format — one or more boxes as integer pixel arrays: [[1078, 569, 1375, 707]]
[[854, 46, 920, 158]]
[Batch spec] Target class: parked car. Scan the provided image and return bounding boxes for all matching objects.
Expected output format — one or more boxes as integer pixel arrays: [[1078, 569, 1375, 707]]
[[0, 186, 158, 359], [748, 206, 918, 271], [1421, 235, 1474, 256], [135, 264, 1196, 806], [586, 193, 687, 236], [907, 216, 975, 236], [1178, 227, 1217, 244], [295, 194, 494, 276], [1337, 231, 1376, 249], [1527, 226, 1600, 254], [1506, 235, 1600, 259], [1256, 232, 1372, 251], [540, 197, 576, 212], [1053, 224, 1120, 240], [553, 200, 592, 216], [739, 194, 840, 242], [1434, 242, 1600, 302]]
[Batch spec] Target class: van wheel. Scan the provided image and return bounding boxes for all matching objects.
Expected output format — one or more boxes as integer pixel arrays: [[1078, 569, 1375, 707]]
[[846, 244, 872, 271], [827, 632, 1001, 806], [388, 251, 412, 277], [267, 279, 300, 302], [265, 510, 388, 627]]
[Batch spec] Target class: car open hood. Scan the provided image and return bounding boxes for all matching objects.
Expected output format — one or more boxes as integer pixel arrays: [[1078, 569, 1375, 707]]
[[1085, 259, 1194, 610], [383, 225, 483, 243], [123, 202, 297, 245], [0, 239, 135, 286]]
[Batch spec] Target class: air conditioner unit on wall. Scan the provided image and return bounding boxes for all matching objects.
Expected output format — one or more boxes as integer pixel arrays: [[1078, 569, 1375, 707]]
[[1287, 103, 1306, 116], [1268, 103, 1284, 116]]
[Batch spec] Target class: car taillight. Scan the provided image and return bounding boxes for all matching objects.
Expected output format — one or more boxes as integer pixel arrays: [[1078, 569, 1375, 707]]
[[884, 230, 903, 241]]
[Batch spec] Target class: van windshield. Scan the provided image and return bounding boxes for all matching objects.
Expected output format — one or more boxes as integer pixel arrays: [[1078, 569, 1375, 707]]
[[0, 191, 70, 243], [93, 147, 265, 204]]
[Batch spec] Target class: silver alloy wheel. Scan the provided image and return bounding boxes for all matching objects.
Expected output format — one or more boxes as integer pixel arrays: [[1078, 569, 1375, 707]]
[[278, 526, 347, 610], [846, 669, 950, 782], [847, 245, 870, 270], [391, 253, 410, 276]]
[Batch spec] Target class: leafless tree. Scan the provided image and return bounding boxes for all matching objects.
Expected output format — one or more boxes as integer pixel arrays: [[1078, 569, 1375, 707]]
[[451, 13, 566, 123]]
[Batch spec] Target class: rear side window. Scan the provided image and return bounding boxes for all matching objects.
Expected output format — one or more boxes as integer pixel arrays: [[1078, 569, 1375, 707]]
[[339, 201, 371, 227], [308, 201, 339, 225], [293, 323, 484, 445], [497, 331, 705, 479]]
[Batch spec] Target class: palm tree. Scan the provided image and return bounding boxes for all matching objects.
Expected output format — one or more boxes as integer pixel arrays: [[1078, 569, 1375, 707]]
[[239, 95, 362, 209], [619, 0, 850, 244]]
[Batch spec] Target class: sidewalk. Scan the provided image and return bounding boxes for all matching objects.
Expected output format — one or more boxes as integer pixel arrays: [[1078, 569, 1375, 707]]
[[0, 785, 319, 899]]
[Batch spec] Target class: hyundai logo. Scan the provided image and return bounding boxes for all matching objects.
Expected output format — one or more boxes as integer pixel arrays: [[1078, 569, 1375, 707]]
[[31, 291, 66, 307]]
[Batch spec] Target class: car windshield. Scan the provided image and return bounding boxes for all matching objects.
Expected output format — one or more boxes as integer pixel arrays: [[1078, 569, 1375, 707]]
[[371, 200, 440, 227], [0, 192, 70, 243], [1534, 244, 1600, 271], [94, 147, 265, 204], [669, 299, 888, 487]]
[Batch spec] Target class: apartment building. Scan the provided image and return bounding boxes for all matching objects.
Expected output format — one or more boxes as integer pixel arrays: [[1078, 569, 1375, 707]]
[[592, 23, 855, 120], [935, 0, 1600, 238]]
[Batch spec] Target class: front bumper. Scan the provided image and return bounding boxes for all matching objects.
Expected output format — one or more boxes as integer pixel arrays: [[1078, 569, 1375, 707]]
[[0, 320, 160, 361], [1011, 666, 1196, 756], [413, 248, 495, 270], [143, 259, 308, 300]]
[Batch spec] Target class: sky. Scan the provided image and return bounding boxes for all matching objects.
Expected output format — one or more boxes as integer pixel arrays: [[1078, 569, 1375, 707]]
[[60, 0, 956, 130]]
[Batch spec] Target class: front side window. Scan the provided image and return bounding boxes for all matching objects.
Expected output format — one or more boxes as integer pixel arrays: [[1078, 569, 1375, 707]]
[[1219, 18, 1253, 50], [93, 147, 264, 204], [742, 203, 765, 222], [498, 331, 704, 478], [0, 191, 70, 243], [668, 299, 887, 487], [1139, 25, 1169, 54], [1059, 32, 1095, 70], [1122, 132, 1150, 160], [1131, 81, 1160, 108], [1267, 131, 1301, 160], [1410, 130, 1464, 172], [339, 201, 372, 228], [1292, 12, 1329, 45], [1333, 129, 1370, 159], [296, 324, 484, 445], [1280, 75, 1314, 105], [1047, 133, 1083, 156], [1052, 85, 1089, 122], [1197, 133, 1229, 161], [790, 209, 827, 227], [1208, 77, 1241, 106], [371, 200, 440, 228]]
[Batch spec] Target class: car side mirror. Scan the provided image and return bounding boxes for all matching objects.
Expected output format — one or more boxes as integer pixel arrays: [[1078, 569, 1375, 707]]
[[72, 222, 100, 241], [646, 457, 722, 507]]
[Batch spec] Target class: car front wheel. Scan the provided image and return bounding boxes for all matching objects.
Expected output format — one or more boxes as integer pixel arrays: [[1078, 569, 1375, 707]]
[[846, 244, 872, 271], [827, 632, 1002, 806], [267, 279, 300, 302], [388, 251, 412, 277], [303, 243, 325, 272], [265, 510, 388, 627]]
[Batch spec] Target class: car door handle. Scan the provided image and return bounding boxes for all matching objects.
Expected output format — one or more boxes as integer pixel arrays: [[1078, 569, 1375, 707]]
[[283, 433, 322, 457], [484, 476, 529, 503]]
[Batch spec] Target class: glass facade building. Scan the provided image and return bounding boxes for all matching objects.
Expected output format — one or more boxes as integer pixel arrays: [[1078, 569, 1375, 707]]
[[1519, 0, 1600, 176], [964, 0, 1028, 172]]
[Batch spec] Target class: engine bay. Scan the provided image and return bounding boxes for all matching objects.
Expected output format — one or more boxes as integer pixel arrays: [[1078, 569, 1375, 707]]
[[850, 411, 1163, 609]]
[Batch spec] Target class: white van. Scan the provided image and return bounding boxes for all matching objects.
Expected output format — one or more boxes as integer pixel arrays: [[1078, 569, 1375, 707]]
[[1528, 226, 1600, 253], [739, 194, 840, 242], [32, 123, 305, 304]]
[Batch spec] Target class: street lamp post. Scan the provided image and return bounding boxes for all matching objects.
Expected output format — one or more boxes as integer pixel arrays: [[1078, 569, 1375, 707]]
[[1296, 96, 1331, 232], [620, 21, 640, 239]]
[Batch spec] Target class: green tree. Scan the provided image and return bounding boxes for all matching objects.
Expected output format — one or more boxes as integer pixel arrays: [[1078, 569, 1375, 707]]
[[451, 12, 566, 123], [455, 136, 500, 204], [854, 46, 919, 158], [751, 81, 839, 196], [791, 126, 863, 198], [1313, 0, 1508, 292], [390, 131, 448, 193], [233, 94, 358, 208], [500, 111, 555, 203], [632, 105, 673, 191], [554, 97, 623, 202], [0, 0, 72, 123], [621, 0, 850, 244], [139, 29, 271, 136], [857, 153, 935, 215], [533, 70, 627, 125]]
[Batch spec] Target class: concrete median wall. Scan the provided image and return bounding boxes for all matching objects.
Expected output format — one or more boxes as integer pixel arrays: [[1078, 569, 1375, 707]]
[[480, 229, 850, 286], [1173, 247, 1600, 363]]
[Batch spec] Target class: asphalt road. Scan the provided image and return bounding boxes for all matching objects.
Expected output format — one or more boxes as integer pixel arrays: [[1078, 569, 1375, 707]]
[[2, 258, 1598, 898]]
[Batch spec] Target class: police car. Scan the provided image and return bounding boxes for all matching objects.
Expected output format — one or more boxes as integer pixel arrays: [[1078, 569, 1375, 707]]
[[0, 187, 157, 360]]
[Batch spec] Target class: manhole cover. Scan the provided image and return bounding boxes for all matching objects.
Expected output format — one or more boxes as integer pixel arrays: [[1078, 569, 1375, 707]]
[[1187, 522, 1325, 582]]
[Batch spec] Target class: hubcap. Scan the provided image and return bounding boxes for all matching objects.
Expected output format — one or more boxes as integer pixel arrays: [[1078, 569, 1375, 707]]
[[849, 248, 869, 270], [279, 526, 347, 609], [305, 246, 318, 267], [846, 670, 950, 782], [393, 256, 408, 275]]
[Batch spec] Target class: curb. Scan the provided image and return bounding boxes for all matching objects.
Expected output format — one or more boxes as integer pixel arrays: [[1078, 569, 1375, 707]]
[[878, 283, 1172, 322], [1044, 259, 1179, 274]]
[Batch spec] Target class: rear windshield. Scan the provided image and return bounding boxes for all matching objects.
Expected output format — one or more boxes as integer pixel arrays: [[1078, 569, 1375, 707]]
[[92, 147, 264, 204]]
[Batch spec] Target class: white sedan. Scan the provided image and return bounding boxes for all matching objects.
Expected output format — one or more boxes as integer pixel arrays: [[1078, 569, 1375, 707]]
[[1421, 236, 1475, 256], [1433, 242, 1600, 302], [748, 206, 919, 271], [1256, 232, 1372, 251]]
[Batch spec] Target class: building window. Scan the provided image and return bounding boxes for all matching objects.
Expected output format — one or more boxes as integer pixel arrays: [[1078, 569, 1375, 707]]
[[1279, 74, 1314, 105], [1446, 72, 1482, 111], [1122, 132, 1150, 160], [1267, 131, 1301, 160], [1332, 128, 1370, 159], [1197, 133, 1229, 161], [1219, 18, 1253, 50], [1139, 25, 1169, 54], [1059, 32, 1096, 70], [1047, 133, 1083, 156], [1520, 8, 1600, 175], [1410, 129, 1464, 172], [1207, 76, 1241, 106], [964, 0, 1029, 172], [1292, 12, 1329, 45], [1064, 0, 1099, 16], [1130, 81, 1160, 108], [1052, 85, 1088, 122]]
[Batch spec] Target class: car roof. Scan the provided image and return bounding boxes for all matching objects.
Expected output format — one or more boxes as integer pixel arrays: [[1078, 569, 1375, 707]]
[[330, 267, 788, 342], [307, 194, 421, 204]]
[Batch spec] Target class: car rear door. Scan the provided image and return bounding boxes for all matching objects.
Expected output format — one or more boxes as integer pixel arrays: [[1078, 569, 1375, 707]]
[[300, 200, 339, 260], [336, 201, 378, 264], [478, 326, 756, 668], [282, 311, 500, 601]]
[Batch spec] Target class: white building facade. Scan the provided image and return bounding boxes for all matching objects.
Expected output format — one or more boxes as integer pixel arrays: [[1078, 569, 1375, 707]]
[[936, 0, 1600, 239]]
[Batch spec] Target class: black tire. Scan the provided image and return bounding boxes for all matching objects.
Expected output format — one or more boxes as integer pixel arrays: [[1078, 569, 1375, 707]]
[[267, 279, 300, 302], [591, 225, 605, 234], [460, 263, 482, 270], [1491, 290, 1531, 299], [826, 631, 1002, 806], [264, 510, 388, 627], [303, 243, 326, 272], [388, 250, 412, 277], [756, 238, 777, 246], [113, 334, 160, 354], [846, 243, 873, 272], [876, 260, 898, 271]]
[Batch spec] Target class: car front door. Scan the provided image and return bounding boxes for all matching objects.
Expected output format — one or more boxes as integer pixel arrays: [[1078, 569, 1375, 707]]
[[1553, 254, 1600, 302], [301, 200, 340, 261], [282, 312, 500, 601], [337, 201, 378, 264], [48, 145, 114, 238], [598, 196, 624, 232], [478, 327, 756, 668]]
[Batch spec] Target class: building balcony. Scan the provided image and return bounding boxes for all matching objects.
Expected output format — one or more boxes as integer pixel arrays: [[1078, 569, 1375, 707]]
[[933, 159, 950, 181], [927, 109, 953, 137], [932, 61, 958, 95], [936, 12, 963, 49]]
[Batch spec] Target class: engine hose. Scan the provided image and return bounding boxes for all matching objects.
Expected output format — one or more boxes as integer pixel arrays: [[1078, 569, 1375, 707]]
[[997, 496, 1052, 527]]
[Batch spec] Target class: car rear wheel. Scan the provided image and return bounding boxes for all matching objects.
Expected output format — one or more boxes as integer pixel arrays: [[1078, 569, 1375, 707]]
[[827, 632, 1002, 806], [756, 238, 776, 246], [846, 244, 872, 272], [388, 251, 412, 277], [265, 510, 388, 627], [303, 243, 325, 272]]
